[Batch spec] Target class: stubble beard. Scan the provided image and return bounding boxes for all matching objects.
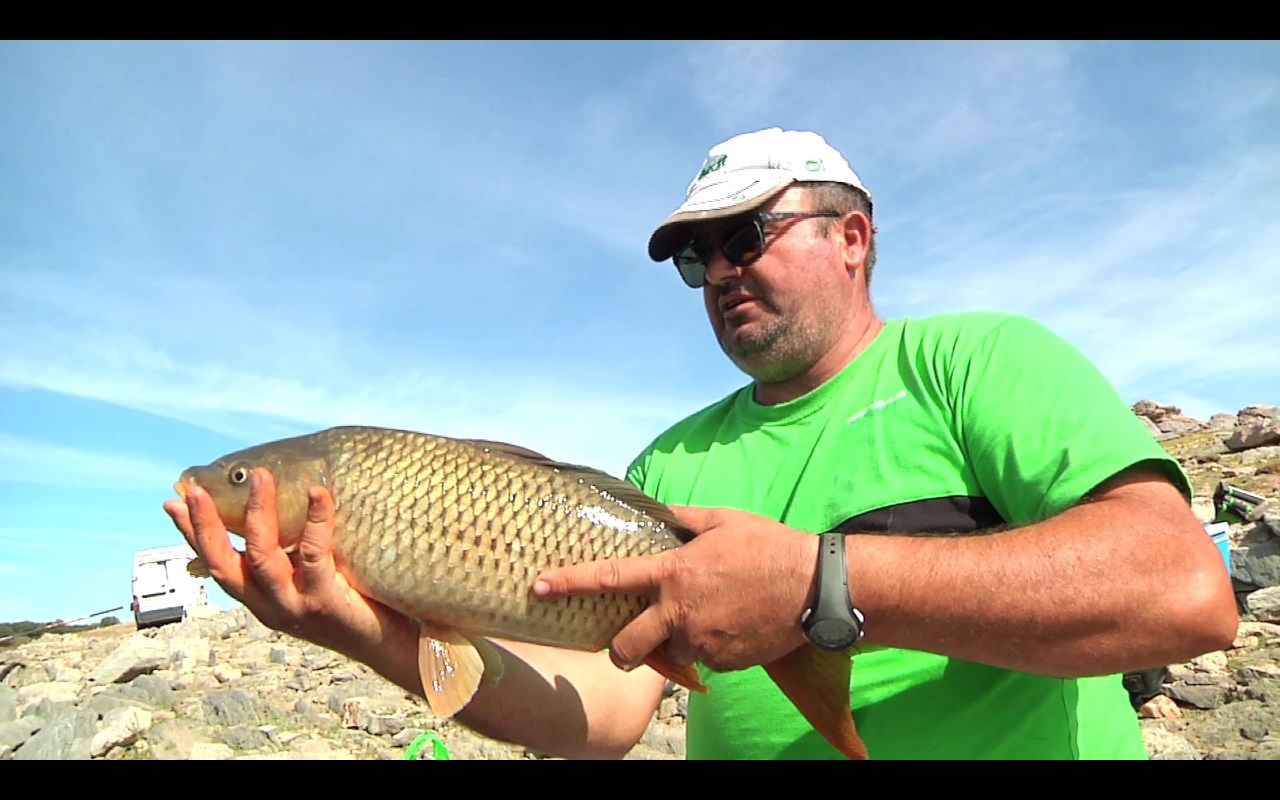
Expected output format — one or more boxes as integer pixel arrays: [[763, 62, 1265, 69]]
[[720, 315, 822, 386]]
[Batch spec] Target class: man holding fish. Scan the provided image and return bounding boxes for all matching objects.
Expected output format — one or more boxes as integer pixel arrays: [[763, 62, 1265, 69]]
[[165, 127, 1238, 760]]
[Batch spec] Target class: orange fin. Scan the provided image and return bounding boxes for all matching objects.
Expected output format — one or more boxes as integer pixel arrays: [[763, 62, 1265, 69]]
[[642, 650, 708, 694], [187, 556, 210, 578], [761, 644, 868, 760], [416, 621, 504, 718]]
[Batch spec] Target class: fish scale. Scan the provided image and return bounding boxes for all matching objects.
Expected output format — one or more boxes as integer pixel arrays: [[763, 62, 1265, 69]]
[[289, 426, 681, 649]]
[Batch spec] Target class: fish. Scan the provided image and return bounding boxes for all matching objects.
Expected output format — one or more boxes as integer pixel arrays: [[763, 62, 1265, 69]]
[[173, 425, 870, 760]]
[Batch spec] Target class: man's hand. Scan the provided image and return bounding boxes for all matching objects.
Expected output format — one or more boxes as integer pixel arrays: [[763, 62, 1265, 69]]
[[533, 505, 820, 674], [162, 467, 404, 659]]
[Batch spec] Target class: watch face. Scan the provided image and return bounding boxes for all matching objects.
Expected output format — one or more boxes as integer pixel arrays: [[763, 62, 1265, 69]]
[[811, 618, 856, 649]]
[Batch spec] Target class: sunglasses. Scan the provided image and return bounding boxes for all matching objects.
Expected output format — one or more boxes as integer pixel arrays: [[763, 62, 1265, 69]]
[[672, 210, 844, 289]]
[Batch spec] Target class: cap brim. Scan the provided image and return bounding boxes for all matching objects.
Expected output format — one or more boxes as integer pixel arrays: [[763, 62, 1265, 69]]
[[647, 180, 793, 262]]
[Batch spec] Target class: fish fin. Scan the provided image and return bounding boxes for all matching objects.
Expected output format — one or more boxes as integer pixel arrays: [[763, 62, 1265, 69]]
[[416, 621, 490, 718], [641, 651, 709, 694], [472, 635, 505, 688], [187, 557, 211, 578], [761, 644, 869, 760], [461, 439, 695, 544], [462, 439, 551, 461]]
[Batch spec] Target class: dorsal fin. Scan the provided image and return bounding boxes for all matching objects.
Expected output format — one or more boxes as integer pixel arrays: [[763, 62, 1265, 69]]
[[460, 437, 693, 544], [462, 439, 551, 461]]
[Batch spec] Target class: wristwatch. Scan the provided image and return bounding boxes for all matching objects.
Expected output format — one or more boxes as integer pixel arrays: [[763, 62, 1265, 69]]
[[800, 533, 865, 651]]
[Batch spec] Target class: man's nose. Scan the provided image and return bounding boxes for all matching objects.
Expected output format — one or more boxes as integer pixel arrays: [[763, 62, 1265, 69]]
[[702, 247, 742, 287]]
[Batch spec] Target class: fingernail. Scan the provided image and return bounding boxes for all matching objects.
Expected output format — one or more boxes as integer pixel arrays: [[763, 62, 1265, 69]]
[[531, 580, 551, 597]]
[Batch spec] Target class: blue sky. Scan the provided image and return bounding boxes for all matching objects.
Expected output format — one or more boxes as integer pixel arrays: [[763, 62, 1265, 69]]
[[2, 40, 1277, 623]]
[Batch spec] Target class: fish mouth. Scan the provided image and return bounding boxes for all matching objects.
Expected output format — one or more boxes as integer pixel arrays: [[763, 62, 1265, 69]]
[[173, 474, 194, 498]]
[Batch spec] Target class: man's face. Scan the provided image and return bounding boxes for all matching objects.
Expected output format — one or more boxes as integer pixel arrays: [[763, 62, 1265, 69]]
[[691, 187, 854, 384]]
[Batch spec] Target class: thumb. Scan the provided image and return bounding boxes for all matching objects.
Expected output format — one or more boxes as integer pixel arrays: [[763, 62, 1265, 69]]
[[666, 504, 721, 535]]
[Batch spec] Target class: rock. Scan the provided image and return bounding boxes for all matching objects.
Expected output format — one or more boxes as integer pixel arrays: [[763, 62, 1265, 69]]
[[0, 686, 15, 723], [14, 681, 80, 716], [1239, 447, 1280, 466], [86, 635, 168, 685], [213, 665, 243, 683], [1248, 587, 1280, 622], [89, 706, 151, 757], [1142, 724, 1202, 760], [147, 719, 200, 760], [1139, 695, 1182, 720], [220, 724, 273, 751], [168, 637, 212, 672], [1190, 651, 1230, 674], [1167, 683, 1228, 709], [1210, 413, 1240, 432], [201, 689, 263, 727], [1232, 532, 1280, 588], [190, 741, 236, 760], [0, 717, 43, 756], [1226, 406, 1280, 450], [12, 708, 97, 760], [640, 722, 686, 757]]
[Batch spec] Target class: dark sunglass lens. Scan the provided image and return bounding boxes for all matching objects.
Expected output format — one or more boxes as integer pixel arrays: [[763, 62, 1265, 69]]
[[722, 221, 763, 266], [674, 246, 707, 288]]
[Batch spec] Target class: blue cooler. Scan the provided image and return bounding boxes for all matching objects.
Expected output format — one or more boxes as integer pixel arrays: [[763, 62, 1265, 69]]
[[1203, 521, 1231, 573]]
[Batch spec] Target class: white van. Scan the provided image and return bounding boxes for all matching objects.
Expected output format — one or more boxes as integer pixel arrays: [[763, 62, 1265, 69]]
[[131, 544, 208, 629]]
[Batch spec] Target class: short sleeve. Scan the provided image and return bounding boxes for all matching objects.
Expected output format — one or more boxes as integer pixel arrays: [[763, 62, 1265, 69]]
[[946, 315, 1191, 524]]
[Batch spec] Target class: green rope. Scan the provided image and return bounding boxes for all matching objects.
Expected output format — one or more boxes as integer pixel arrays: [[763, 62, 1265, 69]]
[[403, 730, 452, 760]]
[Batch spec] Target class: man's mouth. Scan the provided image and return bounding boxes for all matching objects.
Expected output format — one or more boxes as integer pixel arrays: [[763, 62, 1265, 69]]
[[719, 293, 754, 314]]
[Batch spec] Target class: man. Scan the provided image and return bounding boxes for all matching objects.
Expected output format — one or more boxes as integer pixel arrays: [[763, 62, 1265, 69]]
[[166, 127, 1238, 760]]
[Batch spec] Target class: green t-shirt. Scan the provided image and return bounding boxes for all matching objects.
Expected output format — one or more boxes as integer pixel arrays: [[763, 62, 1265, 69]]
[[626, 311, 1189, 760]]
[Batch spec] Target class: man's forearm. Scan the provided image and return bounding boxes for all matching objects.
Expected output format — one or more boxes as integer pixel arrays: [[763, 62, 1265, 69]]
[[844, 476, 1238, 677], [345, 612, 665, 759]]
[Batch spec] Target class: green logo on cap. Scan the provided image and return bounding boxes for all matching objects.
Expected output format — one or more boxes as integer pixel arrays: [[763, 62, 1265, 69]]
[[805, 159, 824, 172], [697, 154, 727, 181]]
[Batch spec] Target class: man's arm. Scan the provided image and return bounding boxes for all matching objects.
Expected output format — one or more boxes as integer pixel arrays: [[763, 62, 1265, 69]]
[[844, 464, 1239, 677], [163, 470, 665, 761], [533, 466, 1238, 680]]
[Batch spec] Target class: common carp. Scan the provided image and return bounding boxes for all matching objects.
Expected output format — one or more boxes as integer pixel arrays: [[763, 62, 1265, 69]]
[[173, 425, 869, 759]]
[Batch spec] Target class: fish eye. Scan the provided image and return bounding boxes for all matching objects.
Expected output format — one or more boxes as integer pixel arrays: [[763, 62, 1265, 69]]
[[229, 465, 250, 484]]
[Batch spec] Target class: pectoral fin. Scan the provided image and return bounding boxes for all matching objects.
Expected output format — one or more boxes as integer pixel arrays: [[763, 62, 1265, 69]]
[[761, 644, 869, 760], [416, 621, 505, 718], [187, 557, 211, 578], [641, 651, 708, 694]]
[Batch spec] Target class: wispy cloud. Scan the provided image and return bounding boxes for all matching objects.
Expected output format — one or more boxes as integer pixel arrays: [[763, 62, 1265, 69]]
[[0, 433, 181, 491]]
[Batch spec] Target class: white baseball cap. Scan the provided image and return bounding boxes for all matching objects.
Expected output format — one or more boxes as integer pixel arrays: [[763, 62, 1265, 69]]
[[647, 127, 871, 262]]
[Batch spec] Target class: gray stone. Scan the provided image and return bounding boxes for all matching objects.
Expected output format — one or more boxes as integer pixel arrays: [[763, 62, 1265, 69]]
[[220, 724, 272, 751], [1210, 413, 1239, 432], [1238, 446, 1280, 466], [640, 722, 686, 757], [1167, 683, 1227, 709], [146, 719, 199, 760], [12, 708, 97, 760], [1247, 586, 1280, 622], [24, 698, 77, 725], [1232, 535, 1280, 588], [0, 686, 16, 723], [0, 717, 42, 750], [1226, 408, 1280, 451], [85, 634, 168, 685], [190, 741, 235, 760], [90, 706, 151, 757], [201, 689, 263, 727]]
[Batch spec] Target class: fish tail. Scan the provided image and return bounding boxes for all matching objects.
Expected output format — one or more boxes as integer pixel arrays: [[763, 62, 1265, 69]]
[[642, 651, 709, 694], [761, 644, 869, 760]]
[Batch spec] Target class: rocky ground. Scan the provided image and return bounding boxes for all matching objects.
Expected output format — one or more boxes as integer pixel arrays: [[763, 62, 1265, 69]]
[[2, 401, 1278, 760]]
